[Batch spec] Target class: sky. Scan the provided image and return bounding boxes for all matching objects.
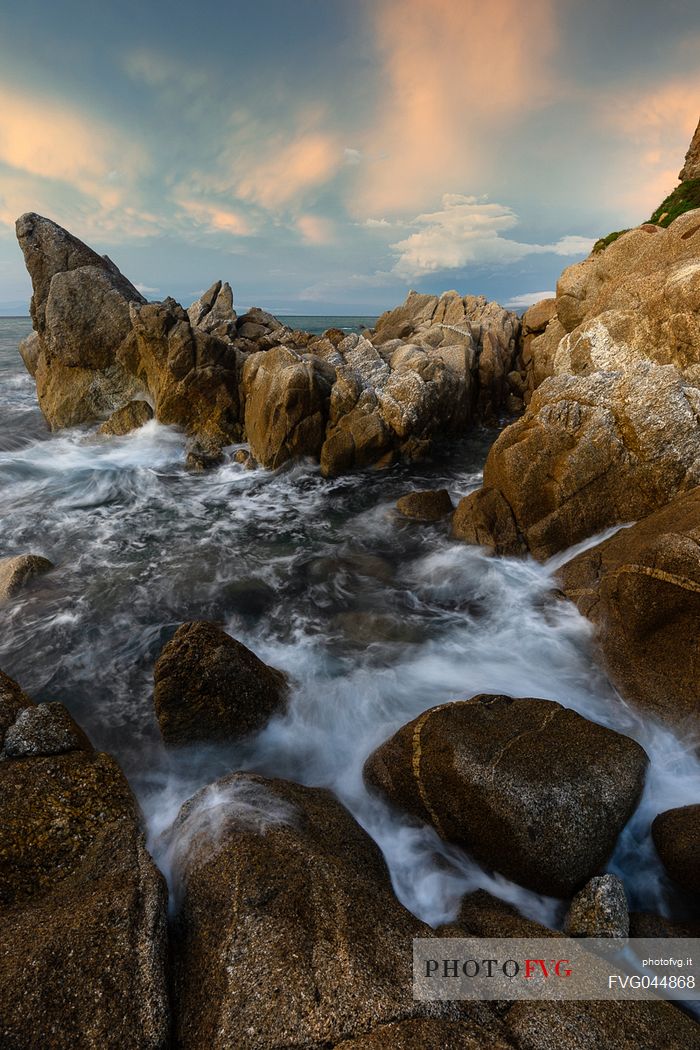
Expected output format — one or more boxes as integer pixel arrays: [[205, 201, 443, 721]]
[[0, 0, 699, 316]]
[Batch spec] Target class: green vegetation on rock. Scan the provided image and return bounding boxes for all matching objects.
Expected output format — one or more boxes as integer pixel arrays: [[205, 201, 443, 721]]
[[593, 177, 700, 253]]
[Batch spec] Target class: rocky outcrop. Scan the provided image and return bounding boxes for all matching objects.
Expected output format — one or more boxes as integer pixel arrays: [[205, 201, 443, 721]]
[[98, 399, 153, 436], [0, 669, 33, 747], [396, 488, 454, 521], [372, 290, 519, 418], [0, 552, 53, 600], [318, 330, 474, 476], [453, 364, 700, 559], [16, 216, 523, 475], [168, 772, 482, 1049], [122, 298, 242, 450], [680, 118, 700, 180], [558, 487, 700, 727], [241, 345, 335, 469], [652, 805, 700, 894], [0, 670, 169, 1048], [514, 297, 557, 404], [187, 280, 237, 340], [518, 209, 700, 396], [363, 695, 648, 897], [153, 621, 288, 746], [16, 212, 147, 428], [564, 874, 629, 938]]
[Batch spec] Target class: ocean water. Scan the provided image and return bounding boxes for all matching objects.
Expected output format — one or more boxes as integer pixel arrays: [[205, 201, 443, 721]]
[[1, 315, 699, 930]]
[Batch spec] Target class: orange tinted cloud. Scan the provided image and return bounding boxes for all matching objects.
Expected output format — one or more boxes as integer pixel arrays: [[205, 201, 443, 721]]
[[599, 75, 700, 216], [236, 133, 342, 209], [352, 0, 558, 216], [176, 198, 253, 235], [296, 214, 335, 245]]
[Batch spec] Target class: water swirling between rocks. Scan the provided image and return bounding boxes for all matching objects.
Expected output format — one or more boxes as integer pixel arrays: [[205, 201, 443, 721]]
[[1, 316, 698, 930]]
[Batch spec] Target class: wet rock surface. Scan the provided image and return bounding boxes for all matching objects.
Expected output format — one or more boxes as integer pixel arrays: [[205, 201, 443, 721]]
[[559, 487, 700, 728], [396, 488, 454, 521], [564, 874, 629, 938], [168, 771, 486, 1049], [652, 805, 700, 894], [363, 695, 648, 897], [0, 670, 169, 1048], [153, 620, 288, 746]]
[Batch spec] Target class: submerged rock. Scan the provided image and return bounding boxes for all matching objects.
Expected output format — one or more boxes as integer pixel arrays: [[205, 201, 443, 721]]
[[558, 487, 700, 727], [0, 670, 169, 1048], [169, 771, 484, 1049], [564, 874, 629, 938], [396, 488, 454, 521], [453, 363, 700, 559], [363, 695, 648, 897], [0, 553, 53, 600], [652, 805, 700, 894], [153, 620, 288, 746]]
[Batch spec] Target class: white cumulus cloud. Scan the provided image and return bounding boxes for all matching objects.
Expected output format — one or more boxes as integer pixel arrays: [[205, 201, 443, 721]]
[[390, 194, 595, 278]]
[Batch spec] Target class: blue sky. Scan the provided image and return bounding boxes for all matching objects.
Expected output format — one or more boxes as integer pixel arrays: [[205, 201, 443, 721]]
[[0, 0, 699, 315]]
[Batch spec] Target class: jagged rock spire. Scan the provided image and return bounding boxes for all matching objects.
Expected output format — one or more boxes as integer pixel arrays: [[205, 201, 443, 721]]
[[679, 116, 700, 181]]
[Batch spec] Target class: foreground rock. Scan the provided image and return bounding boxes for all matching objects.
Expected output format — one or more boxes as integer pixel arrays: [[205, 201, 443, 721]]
[[558, 487, 700, 727], [0, 553, 53, 600], [452, 891, 697, 1049], [564, 874, 629, 938], [0, 670, 169, 1048], [169, 772, 487, 1049], [652, 805, 700, 894], [363, 695, 648, 897], [453, 363, 700, 559], [396, 488, 454, 521], [153, 621, 288, 746]]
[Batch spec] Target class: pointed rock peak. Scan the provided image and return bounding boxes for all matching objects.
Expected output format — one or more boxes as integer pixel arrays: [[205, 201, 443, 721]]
[[679, 116, 700, 181]]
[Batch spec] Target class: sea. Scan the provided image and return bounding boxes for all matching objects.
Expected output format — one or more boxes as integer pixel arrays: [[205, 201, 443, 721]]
[[1, 314, 698, 929]]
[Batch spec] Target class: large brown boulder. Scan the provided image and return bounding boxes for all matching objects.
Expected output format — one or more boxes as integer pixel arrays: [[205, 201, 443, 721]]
[[15, 212, 147, 428], [123, 298, 241, 449], [0, 669, 34, 747], [453, 364, 700, 559], [153, 621, 288, 746], [0, 670, 169, 1048], [241, 345, 335, 468], [652, 805, 700, 894], [363, 695, 648, 897], [169, 772, 486, 1049], [558, 487, 700, 727]]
